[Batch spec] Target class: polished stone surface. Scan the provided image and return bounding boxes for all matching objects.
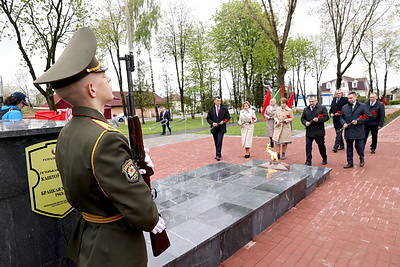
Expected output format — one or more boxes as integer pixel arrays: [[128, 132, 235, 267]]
[[0, 120, 75, 266], [0, 119, 66, 138], [146, 160, 331, 266]]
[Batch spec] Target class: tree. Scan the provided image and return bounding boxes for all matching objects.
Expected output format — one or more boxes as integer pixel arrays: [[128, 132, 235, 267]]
[[212, 1, 266, 100], [186, 21, 214, 114], [286, 36, 313, 106], [129, 0, 161, 121], [309, 34, 331, 102], [245, 0, 298, 89], [323, 0, 392, 90], [157, 2, 194, 117], [378, 29, 400, 98], [0, 0, 93, 110], [95, 0, 127, 115]]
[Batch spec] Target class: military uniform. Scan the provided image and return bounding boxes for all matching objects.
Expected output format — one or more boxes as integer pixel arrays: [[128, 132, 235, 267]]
[[55, 106, 158, 266], [33, 28, 161, 266]]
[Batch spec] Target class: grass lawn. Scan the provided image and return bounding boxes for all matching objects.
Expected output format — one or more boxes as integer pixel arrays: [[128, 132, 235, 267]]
[[116, 112, 336, 137], [196, 115, 307, 137]]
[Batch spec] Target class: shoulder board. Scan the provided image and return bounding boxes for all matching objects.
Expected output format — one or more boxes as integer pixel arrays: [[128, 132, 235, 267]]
[[91, 119, 122, 133]]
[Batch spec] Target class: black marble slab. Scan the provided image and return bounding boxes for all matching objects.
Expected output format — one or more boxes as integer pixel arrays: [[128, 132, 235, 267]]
[[147, 159, 331, 266], [0, 119, 66, 138], [0, 119, 76, 266]]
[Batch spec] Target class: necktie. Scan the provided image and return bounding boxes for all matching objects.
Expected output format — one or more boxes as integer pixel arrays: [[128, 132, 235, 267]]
[[216, 106, 220, 116], [371, 102, 374, 107], [310, 106, 313, 112]]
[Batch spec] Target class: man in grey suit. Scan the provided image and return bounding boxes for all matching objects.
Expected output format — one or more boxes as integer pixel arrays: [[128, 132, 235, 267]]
[[340, 92, 369, 168]]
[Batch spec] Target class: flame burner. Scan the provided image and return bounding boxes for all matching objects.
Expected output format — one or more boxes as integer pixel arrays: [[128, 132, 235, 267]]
[[258, 161, 290, 171]]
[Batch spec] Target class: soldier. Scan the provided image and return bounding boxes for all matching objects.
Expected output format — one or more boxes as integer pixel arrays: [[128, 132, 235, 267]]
[[34, 27, 165, 266]]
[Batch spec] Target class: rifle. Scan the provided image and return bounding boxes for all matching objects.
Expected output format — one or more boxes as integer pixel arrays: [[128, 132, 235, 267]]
[[120, 2, 170, 257]]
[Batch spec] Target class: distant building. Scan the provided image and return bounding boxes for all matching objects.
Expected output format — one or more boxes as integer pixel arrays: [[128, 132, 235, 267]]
[[388, 87, 400, 100], [41, 94, 112, 119], [320, 76, 370, 105], [110, 91, 166, 118]]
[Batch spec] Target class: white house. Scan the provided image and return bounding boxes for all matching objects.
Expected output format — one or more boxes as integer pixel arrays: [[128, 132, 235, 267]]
[[320, 76, 369, 105]]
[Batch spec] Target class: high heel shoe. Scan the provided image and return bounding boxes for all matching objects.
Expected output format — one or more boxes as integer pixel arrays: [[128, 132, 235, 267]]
[[244, 154, 250, 158]]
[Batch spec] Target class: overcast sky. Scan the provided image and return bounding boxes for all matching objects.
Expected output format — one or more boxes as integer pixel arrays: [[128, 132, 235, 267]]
[[0, 0, 399, 97]]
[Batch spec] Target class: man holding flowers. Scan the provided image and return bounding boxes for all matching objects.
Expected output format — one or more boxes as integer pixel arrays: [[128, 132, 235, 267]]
[[301, 96, 329, 166], [340, 92, 370, 168], [364, 93, 385, 154], [330, 90, 348, 152]]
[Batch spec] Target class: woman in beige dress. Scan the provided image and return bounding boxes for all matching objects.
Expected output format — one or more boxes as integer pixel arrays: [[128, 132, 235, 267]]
[[264, 98, 277, 148], [238, 101, 257, 158], [272, 98, 293, 159]]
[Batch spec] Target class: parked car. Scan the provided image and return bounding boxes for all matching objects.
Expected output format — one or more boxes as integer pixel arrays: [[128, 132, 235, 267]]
[[115, 113, 125, 123]]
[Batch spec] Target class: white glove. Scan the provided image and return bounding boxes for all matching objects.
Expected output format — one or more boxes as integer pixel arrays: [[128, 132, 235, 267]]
[[151, 217, 166, 234], [144, 148, 154, 168]]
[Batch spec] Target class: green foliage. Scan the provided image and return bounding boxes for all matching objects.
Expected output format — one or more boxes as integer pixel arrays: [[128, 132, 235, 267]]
[[384, 109, 400, 125], [210, 0, 276, 108], [118, 112, 313, 137], [389, 100, 400, 105], [357, 96, 367, 103]]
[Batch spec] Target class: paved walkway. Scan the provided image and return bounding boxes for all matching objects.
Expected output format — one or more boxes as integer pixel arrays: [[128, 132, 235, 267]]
[[144, 109, 400, 266]]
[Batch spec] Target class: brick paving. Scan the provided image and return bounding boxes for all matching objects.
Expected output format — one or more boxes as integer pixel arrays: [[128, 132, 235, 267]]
[[146, 109, 400, 267]]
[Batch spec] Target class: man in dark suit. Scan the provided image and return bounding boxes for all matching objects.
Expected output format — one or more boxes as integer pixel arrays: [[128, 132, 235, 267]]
[[340, 92, 369, 168], [207, 96, 231, 161], [330, 90, 348, 152], [364, 93, 385, 154], [160, 107, 171, 135], [301, 96, 329, 166]]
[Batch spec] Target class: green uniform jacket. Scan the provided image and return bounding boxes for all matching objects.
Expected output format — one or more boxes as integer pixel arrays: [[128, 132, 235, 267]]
[[55, 106, 159, 266]]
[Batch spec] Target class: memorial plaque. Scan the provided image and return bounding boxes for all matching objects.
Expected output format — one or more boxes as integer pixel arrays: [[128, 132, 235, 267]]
[[25, 140, 73, 218]]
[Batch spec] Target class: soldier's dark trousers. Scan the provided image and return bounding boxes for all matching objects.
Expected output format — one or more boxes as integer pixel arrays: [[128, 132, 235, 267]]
[[346, 139, 365, 165], [333, 128, 344, 149], [306, 136, 327, 163], [212, 130, 225, 157], [364, 124, 379, 150]]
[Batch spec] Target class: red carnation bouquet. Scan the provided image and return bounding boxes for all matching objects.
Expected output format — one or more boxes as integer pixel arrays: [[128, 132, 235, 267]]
[[318, 114, 324, 119], [337, 111, 341, 115], [370, 110, 377, 116], [286, 115, 291, 118], [359, 114, 367, 120]]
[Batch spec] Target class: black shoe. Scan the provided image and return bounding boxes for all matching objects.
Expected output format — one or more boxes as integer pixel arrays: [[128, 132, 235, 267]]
[[370, 149, 375, 154], [359, 161, 365, 167], [338, 146, 344, 150], [216, 156, 221, 161], [343, 163, 354, 168], [322, 158, 327, 165], [244, 154, 250, 158], [161, 133, 166, 135], [277, 153, 280, 160], [332, 148, 337, 153], [304, 161, 311, 166]]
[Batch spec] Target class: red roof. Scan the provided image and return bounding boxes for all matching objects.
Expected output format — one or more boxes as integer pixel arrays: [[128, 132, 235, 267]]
[[109, 91, 166, 107]]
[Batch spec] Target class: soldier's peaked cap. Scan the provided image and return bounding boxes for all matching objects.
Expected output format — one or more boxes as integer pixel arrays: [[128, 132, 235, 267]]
[[33, 27, 107, 89]]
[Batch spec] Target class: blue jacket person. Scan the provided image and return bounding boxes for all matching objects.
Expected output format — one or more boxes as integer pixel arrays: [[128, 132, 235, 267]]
[[34, 28, 164, 266]]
